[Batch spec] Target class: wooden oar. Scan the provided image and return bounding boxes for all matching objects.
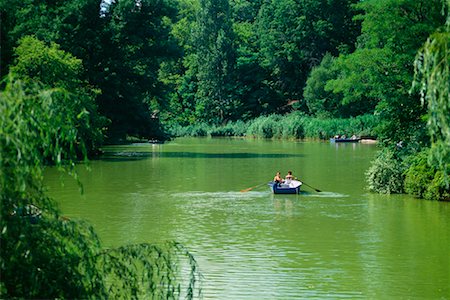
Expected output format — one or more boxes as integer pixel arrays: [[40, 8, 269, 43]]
[[300, 181, 322, 192], [240, 182, 267, 192]]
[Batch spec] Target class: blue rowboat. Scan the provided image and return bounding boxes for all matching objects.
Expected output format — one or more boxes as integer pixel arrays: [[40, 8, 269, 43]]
[[330, 137, 360, 143], [268, 180, 302, 194]]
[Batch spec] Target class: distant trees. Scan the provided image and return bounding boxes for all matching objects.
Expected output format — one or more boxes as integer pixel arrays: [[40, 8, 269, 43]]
[[160, 0, 361, 125], [1, 0, 447, 198], [305, 0, 445, 145], [256, 0, 360, 105], [1, 0, 178, 141], [194, 0, 238, 123], [95, 0, 178, 138]]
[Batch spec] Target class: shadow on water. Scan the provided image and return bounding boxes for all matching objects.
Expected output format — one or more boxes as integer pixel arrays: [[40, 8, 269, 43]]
[[100, 151, 304, 162]]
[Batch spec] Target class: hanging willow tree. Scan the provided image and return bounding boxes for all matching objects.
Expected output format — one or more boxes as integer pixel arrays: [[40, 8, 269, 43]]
[[0, 78, 201, 298], [413, 0, 450, 186]]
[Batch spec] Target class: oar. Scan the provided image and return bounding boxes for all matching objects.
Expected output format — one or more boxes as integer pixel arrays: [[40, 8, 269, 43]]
[[240, 182, 267, 192], [300, 181, 322, 192]]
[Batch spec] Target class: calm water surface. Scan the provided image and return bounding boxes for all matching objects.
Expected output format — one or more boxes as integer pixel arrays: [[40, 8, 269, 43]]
[[45, 138, 450, 299]]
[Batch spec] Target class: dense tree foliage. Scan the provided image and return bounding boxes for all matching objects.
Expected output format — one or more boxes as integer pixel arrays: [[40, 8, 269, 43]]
[[412, 0, 450, 192], [94, 0, 177, 139], [0, 79, 200, 298], [256, 0, 360, 105], [193, 0, 238, 123], [1, 0, 176, 141], [10, 36, 106, 155], [361, 0, 449, 199], [320, 0, 445, 145], [158, 0, 362, 125]]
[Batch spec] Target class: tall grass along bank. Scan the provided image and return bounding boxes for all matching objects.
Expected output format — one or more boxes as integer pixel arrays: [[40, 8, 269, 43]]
[[168, 113, 378, 140]]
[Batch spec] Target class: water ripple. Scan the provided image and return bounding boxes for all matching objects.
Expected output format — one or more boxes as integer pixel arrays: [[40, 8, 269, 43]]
[[302, 191, 349, 198], [172, 191, 269, 201]]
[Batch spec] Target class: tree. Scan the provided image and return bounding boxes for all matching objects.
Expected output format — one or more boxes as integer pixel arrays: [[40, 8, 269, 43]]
[[2, 0, 178, 141], [0, 0, 104, 77], [232, 1, 283, 119], [10, 36, 105, 155], [413, 0, 450, 186], [326, 0, 444, 145], [256, 0, 360, 107], [95, 0, 178, 139], [303, 54, 341, 118], [194, 0, 238, 123], [158, 0, 201, 126], [0, 78, 201, 298]]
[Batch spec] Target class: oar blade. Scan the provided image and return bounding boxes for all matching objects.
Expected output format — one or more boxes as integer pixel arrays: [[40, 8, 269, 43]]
[[241, 182, 267, 192], [301, 181, 322, 193]]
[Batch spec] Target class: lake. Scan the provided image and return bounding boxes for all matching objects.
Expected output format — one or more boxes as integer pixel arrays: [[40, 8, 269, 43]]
[[45, 138, 450, 299]]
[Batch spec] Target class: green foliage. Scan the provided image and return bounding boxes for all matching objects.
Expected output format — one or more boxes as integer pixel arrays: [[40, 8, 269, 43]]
[[1, 78, 95, 297], [303, 114, 379, 139], [246, 115, 283, 139], [233, 20, 282, 119], [170, 122, 210, 137], [303, 54, 342, 118], [0, 79, 201, 298], [256, 0, 360, 102], [326, 0, 444, 147], [424, 171, 450, 201], [209, 120, 248, 136], [1, 0, 104, 77], [414, 28, 450, 186], [366, 149, 406, 194], [168, 113, 379, 140], [10, 36, 106, 154], [404, 150, 450, 201], [162, 0, 362, 125], [245, 113, 378, 140], [326, 48, 398, 116], [95, 0, 177, 140], [169, 120, 249, 137], [194, 0, 239, 123]]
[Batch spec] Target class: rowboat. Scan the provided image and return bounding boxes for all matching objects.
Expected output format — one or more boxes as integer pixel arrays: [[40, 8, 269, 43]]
[[268, 180, 302, 194], [330, 137, 360, 143]]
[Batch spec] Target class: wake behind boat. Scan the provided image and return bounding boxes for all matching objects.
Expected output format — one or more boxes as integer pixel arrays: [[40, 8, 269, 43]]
[[268, 180, 302, 194]]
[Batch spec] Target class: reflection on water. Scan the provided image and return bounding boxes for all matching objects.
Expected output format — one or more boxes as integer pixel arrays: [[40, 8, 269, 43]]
[[45, 138, 450, 299], [301, 191, 349, 198]]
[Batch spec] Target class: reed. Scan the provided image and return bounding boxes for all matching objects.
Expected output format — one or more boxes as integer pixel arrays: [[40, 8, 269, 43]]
[[167, 113, 379, 140]]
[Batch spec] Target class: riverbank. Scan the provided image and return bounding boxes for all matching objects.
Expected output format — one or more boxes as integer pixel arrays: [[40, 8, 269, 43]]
[[166, 113, 379, 141]]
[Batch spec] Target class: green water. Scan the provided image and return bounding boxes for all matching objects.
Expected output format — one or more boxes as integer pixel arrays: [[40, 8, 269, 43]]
[[45, 138, 450, 299]]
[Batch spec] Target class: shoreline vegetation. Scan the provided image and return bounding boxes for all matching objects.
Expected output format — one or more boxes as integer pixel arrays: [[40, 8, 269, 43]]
[[166, 113, 378, 140]]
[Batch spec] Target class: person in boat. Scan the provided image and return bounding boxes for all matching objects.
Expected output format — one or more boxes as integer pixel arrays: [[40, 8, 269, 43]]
[[285, 171, 294, 184], [274, 171, 283, 184]]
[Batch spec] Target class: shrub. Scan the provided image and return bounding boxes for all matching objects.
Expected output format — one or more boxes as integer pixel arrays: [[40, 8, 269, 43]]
[[403, 151, 434, 198], [404, 150, 450, 201], [169, 123, 209, 137], [209, 120, 248, 137], [366, 149, 406, 194], [280, 113, 305, 139], [425, 171, 450, 201]]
